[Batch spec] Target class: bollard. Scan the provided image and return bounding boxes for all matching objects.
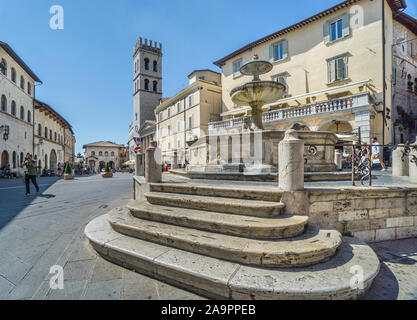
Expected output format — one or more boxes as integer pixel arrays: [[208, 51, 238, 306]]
[[334, 149, 342, 171], [171, 151, 179, 170], [145, 141, 162, 183], [279, 129, 304, 191], [392, 145, 409, 177]]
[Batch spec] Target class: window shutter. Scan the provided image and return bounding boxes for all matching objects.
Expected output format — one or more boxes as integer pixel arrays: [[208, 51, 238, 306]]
[[342, 13, 350, 37], [269, 44, 274, 61], [323, 22, 330, 44], [282, 40, 288, 59], [328, 60, 336, 83], [337, 59, 345, 80]]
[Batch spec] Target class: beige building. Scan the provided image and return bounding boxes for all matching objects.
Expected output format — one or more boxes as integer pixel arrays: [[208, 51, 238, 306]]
[[155, 70, 222, 165], [83, 141, 124, 171], [210, 0, 414, 145], [34, 100, 74, 172], [64, 127, 76, 164], [0, 41, 41, 175], [391, 11, 417, 144]]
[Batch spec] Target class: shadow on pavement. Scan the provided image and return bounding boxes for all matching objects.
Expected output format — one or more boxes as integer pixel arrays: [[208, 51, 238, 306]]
[[0, 176, 61, 230]]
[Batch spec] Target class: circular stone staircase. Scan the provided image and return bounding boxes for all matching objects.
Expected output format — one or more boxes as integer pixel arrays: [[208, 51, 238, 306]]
[[85, 182, 380, 299]]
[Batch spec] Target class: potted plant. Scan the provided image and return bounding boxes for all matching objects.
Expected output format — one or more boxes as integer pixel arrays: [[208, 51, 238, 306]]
[[63, 163, 74, 180], [101, 162, 113, 178]]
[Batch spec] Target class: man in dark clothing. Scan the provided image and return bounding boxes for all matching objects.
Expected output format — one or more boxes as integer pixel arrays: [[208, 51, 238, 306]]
[[23, 154, 39, 195]]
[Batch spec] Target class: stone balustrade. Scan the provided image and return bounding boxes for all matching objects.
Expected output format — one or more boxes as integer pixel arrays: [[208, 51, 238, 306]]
[[208, 92, 371, 132]]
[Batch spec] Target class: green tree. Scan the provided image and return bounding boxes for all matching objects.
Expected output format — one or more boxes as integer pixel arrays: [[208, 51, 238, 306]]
[[64, 163, 72, 174], [104, 162, 110, 173]]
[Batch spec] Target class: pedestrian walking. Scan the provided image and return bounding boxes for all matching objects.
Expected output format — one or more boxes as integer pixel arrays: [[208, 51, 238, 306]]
[[371, 137, 387, 171], [22, 154, 40, 195]]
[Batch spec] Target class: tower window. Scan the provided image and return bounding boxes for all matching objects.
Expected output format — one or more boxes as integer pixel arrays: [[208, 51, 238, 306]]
[[153, 60, 158, 72], [20, 76, 25, 90], [11, 101, 16, 116], [27, 82, 31, 95], [20, 106, 24, 120], [144, 58, 150, 70], [144, 79, 149, 90], [1, 58, 7, 76], [153, 81, 158, 92], [1, 95, 6, 112]]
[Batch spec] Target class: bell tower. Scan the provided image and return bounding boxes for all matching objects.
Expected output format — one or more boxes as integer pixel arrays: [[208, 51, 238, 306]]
[[129, 37, 162, 157]]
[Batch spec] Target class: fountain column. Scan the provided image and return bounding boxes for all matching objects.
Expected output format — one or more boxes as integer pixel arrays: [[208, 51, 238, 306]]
[[279, 130, 304, 191]]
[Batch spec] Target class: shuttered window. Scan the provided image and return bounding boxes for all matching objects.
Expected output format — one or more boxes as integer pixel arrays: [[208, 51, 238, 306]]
[[327, 55, 348, 83], [233, 59, 242, 77], [269, 40, 288, 62], [323, 13, 350, 44]]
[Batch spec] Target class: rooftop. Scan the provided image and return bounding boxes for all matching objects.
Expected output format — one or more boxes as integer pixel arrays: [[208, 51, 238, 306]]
[[83, 141, 124, 149], [34, 99, 73, 133], [0, 41, 42, 83]]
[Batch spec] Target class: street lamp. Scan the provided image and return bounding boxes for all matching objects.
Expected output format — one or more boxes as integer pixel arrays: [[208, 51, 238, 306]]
[[0, 125, 9, 141]]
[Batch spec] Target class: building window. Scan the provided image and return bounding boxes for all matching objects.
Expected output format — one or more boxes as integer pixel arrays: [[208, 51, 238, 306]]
[[144, 79, 149, 90], [1, 58, 7, 76], [27, 110, 31, 123], [11, 101, 16, 116], [327, 55, 348, 83], [135, 113, 138, 120], [153, 81, 158, 92], [27, 82, 31, 95], [199, 76, 205, 80], [1, 95, 6, 112], [54, 132, 57, 141], [153, 60, 157, 72], [45, 127, 48, 138], [20, 76, 25, 90], [393, 68, 397, 86], [92, 151, 95, 156], [38, 124, 42, 136], [177, 102, 180, 113], [159, 112, 162, 121], [189, 95, 193, 107], [99, 151, 103, 156], [188, 115, 193, 129], [271, 40, 288, 62], [331, 19, 343, 41], [144, 58, 150, 70], [271, 74, 289, 94], [49, 130, 52, 140], [105, 152, 109, 156], [11, 68, 16, 83], [233, 59, 242, 77], [177, 120, 181, 132], [20, 106, 24, 120], [167, 125, 171, 135], [111, 151, 115, 156], [167, 108, 171, 117]]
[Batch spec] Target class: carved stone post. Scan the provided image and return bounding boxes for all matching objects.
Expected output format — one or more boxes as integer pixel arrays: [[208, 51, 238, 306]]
[[392, 145, 409, 177], [135, 154, 144, 176], [145, 141, 162, 183], [279, 129, 304, 191]]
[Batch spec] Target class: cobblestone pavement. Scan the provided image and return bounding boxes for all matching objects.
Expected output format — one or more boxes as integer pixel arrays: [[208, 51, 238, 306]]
[[0, 173, 415, 300]]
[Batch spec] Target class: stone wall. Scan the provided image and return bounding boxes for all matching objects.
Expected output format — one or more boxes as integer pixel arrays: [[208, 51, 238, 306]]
[[308, 187, 417, 242]]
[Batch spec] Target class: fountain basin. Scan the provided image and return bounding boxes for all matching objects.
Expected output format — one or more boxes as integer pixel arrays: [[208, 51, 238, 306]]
[[231, 81, 285, 107]]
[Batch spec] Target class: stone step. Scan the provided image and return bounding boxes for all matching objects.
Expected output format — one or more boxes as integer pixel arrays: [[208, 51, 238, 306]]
[[107, 208, 341, 267], [85, 213, 380, 300], [127, 200, 308, 239], [150, 183, 283, 201], [144, 192, 285, 217]]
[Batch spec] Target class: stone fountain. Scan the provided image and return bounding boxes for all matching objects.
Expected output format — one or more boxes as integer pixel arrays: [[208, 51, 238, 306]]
[[230, 54, 285, 130]]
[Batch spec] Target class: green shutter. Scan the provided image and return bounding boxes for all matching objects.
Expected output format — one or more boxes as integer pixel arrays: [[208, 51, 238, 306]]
[[337, 59, 345, 80], [342, 13, 350, 37], [328, 60, 336, 83], [282, 40, 288, 59], [323, 22, 330, 44], [269, 44, 274, 61]]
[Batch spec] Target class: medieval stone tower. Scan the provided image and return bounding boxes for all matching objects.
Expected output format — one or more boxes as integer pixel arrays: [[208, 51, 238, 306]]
[[130, 37, 162, 155]]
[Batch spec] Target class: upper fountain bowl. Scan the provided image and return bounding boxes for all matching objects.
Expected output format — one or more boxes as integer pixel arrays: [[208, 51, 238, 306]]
[[240, 58, 273, 80]]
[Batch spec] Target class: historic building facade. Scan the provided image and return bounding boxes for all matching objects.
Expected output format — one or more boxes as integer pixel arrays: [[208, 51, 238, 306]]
[[210, 0, 414, 145], [155, 70, 222, 165], [391, 11, 417, 144], [129, 37, 162, 160], [0, 41, 41, 175], [83, 141, 124, 171], [33, 100, 74, 173]]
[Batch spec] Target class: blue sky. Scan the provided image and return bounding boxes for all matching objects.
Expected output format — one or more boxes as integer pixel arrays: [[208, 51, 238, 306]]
[[1, 0, 416, 154]]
